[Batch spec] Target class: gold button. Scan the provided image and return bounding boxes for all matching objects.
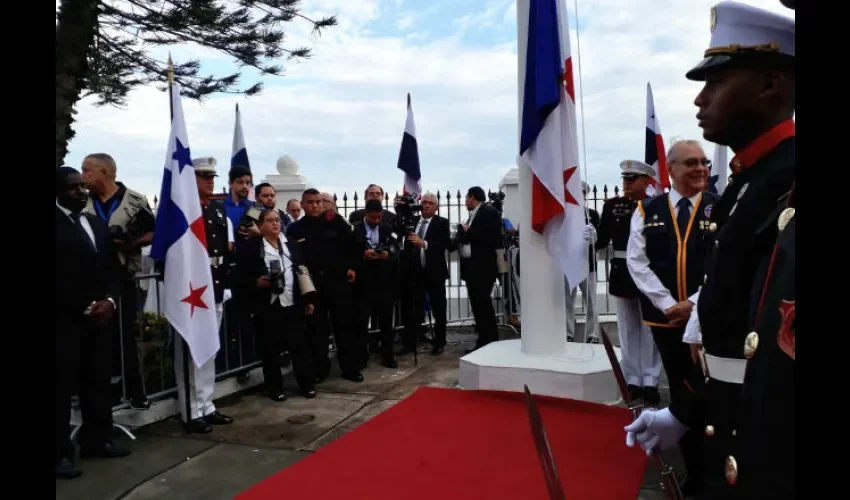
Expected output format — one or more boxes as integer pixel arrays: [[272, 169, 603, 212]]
[[214, 249, 219, 254], [705, 376, 710, 384], [703, 274, 708, 285], [208, 220, 212, 223], [744, 332, 759, 359], [709, 222, 717, 232], [705, 425, 715, 437], [778, 207, 795, 232], [732, 429, 737, 436], [715, 240, 719, 249], [725, 455, 738, 485]]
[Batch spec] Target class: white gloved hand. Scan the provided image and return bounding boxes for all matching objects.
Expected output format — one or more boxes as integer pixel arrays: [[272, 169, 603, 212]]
[[583, 224, 597, 244], [624, 408, 689, 456]]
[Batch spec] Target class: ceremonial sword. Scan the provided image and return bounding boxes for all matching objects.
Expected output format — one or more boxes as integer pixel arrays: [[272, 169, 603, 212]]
[[598, 328, 684, 500], [523, 385, 567, 500]]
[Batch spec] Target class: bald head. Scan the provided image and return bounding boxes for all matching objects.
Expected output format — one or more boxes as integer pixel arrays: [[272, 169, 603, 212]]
[[82, 153, 118, 195], [320, 192, 336, 212]]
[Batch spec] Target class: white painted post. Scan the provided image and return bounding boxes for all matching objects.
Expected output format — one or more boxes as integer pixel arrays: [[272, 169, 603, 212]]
[[516, 0, 568, 356], [262, 155, 314, 212]]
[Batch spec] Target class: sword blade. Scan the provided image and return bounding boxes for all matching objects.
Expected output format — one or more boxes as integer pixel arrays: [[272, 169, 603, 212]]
[[523, 385, 567, 500]]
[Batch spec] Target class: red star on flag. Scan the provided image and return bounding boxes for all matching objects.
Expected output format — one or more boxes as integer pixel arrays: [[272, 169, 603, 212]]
[[181, 283, 209, 316], [563, 167, 579, 206]]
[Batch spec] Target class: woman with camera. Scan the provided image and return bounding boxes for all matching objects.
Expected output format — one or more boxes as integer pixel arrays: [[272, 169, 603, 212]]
[[234, 208, 319, 401]]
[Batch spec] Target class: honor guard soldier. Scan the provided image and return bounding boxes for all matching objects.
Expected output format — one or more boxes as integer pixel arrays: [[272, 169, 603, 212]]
[[174, 157, 235, 434], [626, 141, 717, 496], [625, 3, 795, 498], [596, 160, 662, 406]]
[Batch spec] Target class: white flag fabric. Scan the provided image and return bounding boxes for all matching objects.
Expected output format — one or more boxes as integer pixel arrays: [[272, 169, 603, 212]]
[[645, 83, 670, 197], [710, 144, 729, 196], [517, 0, 588, 291], [397, 93, 422, 197], [150, 83, 220, 369], [231, 103, 254, 201]]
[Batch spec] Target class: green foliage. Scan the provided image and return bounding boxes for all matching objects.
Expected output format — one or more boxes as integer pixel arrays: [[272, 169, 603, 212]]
[[134, 311, 175, 394]]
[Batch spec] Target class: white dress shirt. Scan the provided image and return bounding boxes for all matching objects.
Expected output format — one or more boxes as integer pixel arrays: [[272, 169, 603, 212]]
[[365, 223, 380, 248], [415, 217, 431, 266], [459, 205, 480, 258], [626, 189, 702, 313], [263, 233, 295, 307], [57, 199, 96, 250]]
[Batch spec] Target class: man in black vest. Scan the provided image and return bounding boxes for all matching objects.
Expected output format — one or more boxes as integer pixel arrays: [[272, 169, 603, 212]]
[[173, 157, 235, 434], [55, 167, 130, 479], [402, 192, 451, 356], [626, 140, 716, 496], [624, 3, 795, 498], [596, 161, 662, 405], [287, 189, 365, 383], [352, 200, 401, 369]]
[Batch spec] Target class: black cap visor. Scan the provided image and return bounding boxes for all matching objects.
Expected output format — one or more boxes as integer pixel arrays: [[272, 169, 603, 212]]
[[686, 52, 794, 81]]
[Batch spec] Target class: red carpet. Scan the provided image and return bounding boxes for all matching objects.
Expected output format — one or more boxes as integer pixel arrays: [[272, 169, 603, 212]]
[[237, 387, 648, 500]]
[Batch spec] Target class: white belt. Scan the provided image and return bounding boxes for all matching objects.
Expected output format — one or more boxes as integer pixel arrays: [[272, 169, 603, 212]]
[[703, 353, 746, 385], [210, 256, 224, 266], [612, 250, 627, 259]]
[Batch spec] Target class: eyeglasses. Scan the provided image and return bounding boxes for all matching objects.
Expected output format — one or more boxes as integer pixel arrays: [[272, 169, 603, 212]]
[[678, 158, 712, 168], [263, 218, 281, 224]]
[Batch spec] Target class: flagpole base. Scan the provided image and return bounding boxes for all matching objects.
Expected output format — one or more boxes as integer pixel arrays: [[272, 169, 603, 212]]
[[457, 339, 623, 404]]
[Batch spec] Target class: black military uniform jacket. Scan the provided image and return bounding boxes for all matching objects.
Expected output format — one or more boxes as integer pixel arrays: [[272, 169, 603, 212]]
[[670, 121, 796, 427], [736, 186, 795, 499], [635, 191, 716, 327], [285, 212, 361, 293], [204, 199, 230, 304], [596, 195, 645, 298]]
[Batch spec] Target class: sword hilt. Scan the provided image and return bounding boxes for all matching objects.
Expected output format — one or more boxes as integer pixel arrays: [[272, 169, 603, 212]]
[[629, 405, 684, 500]]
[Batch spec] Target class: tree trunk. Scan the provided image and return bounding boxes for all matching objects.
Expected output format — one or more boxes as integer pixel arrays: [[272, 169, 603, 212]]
[[55, 0, 101, 168]]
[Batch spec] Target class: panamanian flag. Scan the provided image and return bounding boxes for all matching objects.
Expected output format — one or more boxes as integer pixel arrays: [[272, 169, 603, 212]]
[[517, 0, 588, 291], [645, 82, 669, 196], [231, 103, 254, 201], [150, 83, 220, 369], [709, 143, 728, 196], [397, 93, 422, 197]]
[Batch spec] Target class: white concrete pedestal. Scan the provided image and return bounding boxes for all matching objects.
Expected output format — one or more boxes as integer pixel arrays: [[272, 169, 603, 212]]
[[262, 155, 313, 211], [458, 339, 623, 405]]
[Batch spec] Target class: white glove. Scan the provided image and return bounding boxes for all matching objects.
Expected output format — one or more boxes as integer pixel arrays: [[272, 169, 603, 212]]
[[624, 408, 688, 456], [583, 224, 597, 244]]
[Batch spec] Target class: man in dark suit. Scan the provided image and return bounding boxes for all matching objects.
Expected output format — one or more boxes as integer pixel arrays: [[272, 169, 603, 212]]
[[55, 166, 130, 479], [352, 200, 400, 369], [234, 208, 318, 401], [452, 186, 504, 352], [401, 192, 450, 356], [624, 3, 795, 497], [348, 183, 397, 227]]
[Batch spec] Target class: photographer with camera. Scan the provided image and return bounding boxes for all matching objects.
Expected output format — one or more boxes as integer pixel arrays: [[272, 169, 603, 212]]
[[451, 186, 504, 352], [400, 192, 451, 356], [234, 209, 318, 401], [81, 153, 155, 411], [352, 200, 401, 369]]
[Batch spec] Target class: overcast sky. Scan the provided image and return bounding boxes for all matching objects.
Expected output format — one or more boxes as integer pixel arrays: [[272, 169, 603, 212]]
[[63, 0, 794, 202]]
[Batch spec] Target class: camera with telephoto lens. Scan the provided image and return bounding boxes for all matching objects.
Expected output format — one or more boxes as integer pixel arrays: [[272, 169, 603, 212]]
[[393, 193, 422, 233], [268, 259, 286, 294], [240, 204, 264, 228]]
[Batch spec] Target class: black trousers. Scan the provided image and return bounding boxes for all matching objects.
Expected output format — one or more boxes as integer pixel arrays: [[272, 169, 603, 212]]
[[56, 314, 113, 461], [466, 276, 498, 347], [311, 283, 362, 376], [257, 301, 314, 392], [699, 379, 743, 500], [649, 325, 704, 488], [114, 279, 144, 399], [357, 287, 396, 363], [406, 272, 447, 349]]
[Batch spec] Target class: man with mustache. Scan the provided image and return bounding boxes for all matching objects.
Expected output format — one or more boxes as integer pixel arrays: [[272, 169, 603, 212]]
[[624, 2, 795, 498]]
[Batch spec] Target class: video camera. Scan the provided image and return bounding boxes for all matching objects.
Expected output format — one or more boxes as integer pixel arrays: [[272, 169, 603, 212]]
[[240, 204, 264, 229], [267, 259, 286, 294], [393, 193, 422, 233], [487, 191, 505, 213]]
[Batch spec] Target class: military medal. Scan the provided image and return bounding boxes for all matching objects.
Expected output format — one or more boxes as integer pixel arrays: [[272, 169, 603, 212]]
[[777, 207, 795, 231]]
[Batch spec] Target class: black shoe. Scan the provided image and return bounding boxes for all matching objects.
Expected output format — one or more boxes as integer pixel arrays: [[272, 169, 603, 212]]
[[130, 395, 150, 410], [627, 385, 643, 402], [186, 418, 212, 434], [567, 335, 574, 342], [430, 346, 444, 356], [314, 371, 329, 384], [268, 391, 287, 402], [642, 386, 662, 406], [80, 441, 131, 459], [586, 336, 600, 344], [55, 458, 82, 479], [299, 387, 317, 399], [381, 357, 398, 369], [204, 411, 234, 425], [341, 372, 364, 383]]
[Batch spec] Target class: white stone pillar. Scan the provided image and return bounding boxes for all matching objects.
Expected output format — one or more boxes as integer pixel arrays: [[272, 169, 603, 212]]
[[261, 155, 313, 211], [516, 0, 568, 357], [498, 168, 520, 228]]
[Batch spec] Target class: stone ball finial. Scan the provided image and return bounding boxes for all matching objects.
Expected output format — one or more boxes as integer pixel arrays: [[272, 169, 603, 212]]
[[276, 155, 299, 175]]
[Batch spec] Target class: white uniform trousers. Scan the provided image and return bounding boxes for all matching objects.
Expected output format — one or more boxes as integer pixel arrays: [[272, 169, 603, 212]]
[[565, 272, 599, 342], [613, 296, 661, 387], [174, 302, 223, 422]]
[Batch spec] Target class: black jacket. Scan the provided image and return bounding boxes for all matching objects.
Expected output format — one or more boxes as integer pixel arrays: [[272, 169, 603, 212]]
[[409, 214, 451, 281], [451, 202, 504, 283], [352, 220, 400, 297]]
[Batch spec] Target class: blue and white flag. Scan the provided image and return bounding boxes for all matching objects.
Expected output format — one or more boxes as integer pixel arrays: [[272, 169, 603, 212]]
[[397, 93, 422, 197], [231, 103, 254, 201], [150, 83, 220, 369], [709, 143, 728, 196]]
